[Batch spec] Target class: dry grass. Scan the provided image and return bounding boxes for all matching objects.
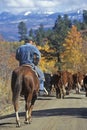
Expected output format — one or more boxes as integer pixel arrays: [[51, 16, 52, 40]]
[[0, 78, 12, 115]]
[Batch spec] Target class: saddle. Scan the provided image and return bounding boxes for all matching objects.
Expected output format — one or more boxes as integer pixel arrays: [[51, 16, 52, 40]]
[[22, 64, 39, 78]]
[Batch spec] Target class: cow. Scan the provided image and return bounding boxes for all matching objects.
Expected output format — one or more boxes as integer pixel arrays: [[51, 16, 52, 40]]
[[51, 71, 73, 99], [83, 74, 87, 97], [51, 72, 61, 98], [72, 72, 84, 94], [44, 73, 52, 95]]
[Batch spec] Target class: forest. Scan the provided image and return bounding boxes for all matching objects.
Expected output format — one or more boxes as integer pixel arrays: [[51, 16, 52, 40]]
[[0, 10, 87, 112]]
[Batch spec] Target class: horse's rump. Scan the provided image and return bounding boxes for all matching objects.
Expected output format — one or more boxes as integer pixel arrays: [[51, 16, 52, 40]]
[[11, 65, 39, 100]]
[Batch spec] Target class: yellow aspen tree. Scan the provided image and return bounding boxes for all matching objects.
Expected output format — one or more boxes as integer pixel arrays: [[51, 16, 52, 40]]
[[62, 25, 85, 72], [37, 43, 57, 73]]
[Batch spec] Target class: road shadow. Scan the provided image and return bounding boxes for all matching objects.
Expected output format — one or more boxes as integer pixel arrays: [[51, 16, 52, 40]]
[[37, 97, 53, 100], [64, 96, 82, 99], [32, 107, 87, 119], [0, 113, 15, 120], [0, 122, 16, 127], [1, 107, 87, 120], [0, 107, 87, 127]]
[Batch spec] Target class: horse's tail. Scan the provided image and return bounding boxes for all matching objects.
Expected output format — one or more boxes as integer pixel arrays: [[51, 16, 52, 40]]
[[11, 70, 22, 103]]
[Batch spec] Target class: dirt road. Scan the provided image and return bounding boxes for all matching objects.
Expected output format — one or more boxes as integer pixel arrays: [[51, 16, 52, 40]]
[[0, 90, 87, 130]]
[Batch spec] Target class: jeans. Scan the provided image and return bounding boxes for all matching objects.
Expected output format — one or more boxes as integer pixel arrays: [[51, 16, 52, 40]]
[[40, 80, 44, 90], [35, 66, 45, 81]]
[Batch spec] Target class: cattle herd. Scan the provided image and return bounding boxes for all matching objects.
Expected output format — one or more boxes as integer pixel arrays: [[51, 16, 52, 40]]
[[44, 71, 87, 98]]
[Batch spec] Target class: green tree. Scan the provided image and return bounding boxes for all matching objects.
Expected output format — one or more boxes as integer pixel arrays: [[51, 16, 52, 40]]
[[73, 19, 87, 31], [18, 21, 27, 41], [48, 14, 72, 70], [53, 14, 71, 40], [29, 28, 34, 38], [83, 10, 87, 24], [35, 24, 45, 45]]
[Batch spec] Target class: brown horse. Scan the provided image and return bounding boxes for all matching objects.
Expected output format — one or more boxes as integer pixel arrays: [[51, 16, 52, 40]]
[[11, 65, 39, 127]]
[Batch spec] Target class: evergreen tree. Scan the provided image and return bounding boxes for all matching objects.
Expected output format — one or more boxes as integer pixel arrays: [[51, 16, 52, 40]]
[[35, 24, 45, 45], [53, 14, 71, 41], [48, 14, 72, 70], [83, 10, 87, 24], [29, 28, 34, 38], [18, 21, 27, 41], [73, 19, 87, 31], [35, 30, 42, 45]]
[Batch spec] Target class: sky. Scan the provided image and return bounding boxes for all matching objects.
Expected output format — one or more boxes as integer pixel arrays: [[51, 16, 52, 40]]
[[0, 0, 87, 14]]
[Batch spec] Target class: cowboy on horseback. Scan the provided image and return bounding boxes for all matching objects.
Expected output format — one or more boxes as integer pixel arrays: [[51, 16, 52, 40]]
[[15, 36, 46, 94]]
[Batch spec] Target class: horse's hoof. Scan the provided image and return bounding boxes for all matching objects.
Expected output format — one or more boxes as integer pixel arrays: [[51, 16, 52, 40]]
[[24, 120, 29, 124], [16, 122, 21, 127], [29, 117, 32, 124], [29, 120, 32, 124], [24, 117, 32, 124]]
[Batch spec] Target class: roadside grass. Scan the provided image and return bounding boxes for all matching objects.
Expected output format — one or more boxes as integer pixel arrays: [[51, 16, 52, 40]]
[[0, 78, 13, 115]]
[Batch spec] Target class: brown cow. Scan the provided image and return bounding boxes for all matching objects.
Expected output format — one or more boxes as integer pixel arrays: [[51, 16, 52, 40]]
[[73, 72, 84, 94], [51, 71, 62, 98], [83, 74, 87, 96], [51, 71, 73, 99]]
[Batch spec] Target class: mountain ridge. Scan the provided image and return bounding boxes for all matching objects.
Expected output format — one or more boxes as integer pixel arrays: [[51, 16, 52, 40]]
[[0, 9, 84, 41]]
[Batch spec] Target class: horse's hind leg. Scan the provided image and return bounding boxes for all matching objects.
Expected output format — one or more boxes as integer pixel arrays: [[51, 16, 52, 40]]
[[12, 95, 20, 127], [28, 93, 37, 123], [24, 92, 37, 124], [12, 98, 20, 127], [24, 93, 33, 124], [11, 71, 21, 127]]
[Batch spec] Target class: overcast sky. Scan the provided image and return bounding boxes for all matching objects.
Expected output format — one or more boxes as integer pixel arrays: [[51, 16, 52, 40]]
[[0, 0, 87, 14]]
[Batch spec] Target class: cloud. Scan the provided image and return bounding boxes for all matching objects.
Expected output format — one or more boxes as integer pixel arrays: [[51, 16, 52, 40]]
[[0, 0, 87, 14]]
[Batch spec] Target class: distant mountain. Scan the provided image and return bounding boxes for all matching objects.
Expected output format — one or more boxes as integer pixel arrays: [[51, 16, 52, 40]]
[[0, 9, 84, 41]]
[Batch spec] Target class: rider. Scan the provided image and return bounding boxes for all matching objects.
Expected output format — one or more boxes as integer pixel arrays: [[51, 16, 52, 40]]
[[15, 36, 46, 95]]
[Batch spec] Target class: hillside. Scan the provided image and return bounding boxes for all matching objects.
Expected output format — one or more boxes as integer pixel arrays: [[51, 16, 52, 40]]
[[0, 9, 83, 41]]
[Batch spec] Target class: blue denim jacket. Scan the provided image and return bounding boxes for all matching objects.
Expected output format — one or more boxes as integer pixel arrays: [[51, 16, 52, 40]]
[[16, 43, 45, 82], [16, 43, 41, 66]]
